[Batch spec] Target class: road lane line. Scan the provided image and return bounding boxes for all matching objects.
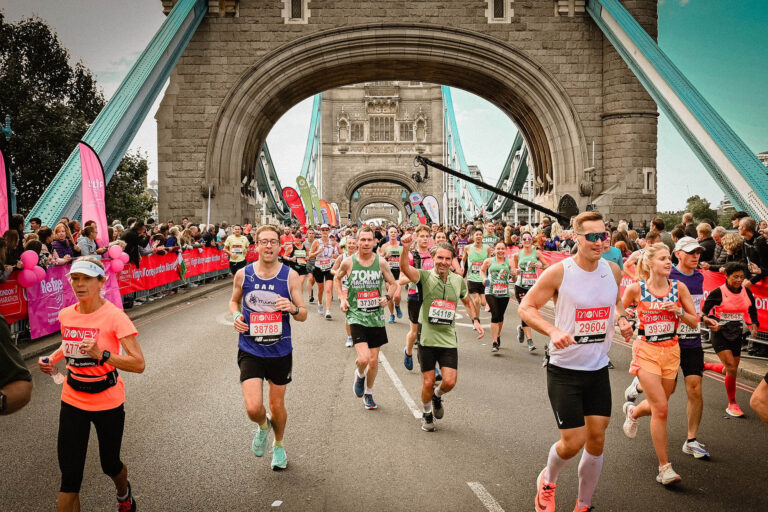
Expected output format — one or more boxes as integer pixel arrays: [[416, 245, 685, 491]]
[[467, 482, 505, 512], [379, 352, 422, 419]]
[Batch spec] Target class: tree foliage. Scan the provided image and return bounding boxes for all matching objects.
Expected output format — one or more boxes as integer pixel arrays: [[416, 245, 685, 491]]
[[106, 151, 155, 224], [0, 12, 104, 214], [684, 195, 718, 224]]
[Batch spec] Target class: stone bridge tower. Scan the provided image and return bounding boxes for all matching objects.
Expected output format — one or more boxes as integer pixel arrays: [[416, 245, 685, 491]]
[[157, 0, 659, 225]]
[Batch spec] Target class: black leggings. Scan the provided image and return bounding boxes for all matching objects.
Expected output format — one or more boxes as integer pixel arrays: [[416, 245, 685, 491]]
[[58, 402, 125, 493], [514, 285, 530, 327], [486, 295, 510, 323]]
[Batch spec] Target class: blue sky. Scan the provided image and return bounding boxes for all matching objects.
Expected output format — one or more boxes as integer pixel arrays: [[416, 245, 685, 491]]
[[3, 0, 766, 212]]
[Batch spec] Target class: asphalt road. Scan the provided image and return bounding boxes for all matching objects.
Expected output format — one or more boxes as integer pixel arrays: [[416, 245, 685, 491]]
[[2, 283, 767, 511]]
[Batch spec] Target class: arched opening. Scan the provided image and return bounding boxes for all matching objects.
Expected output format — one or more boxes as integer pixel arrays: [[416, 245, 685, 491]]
[[204, 23, 588, 219]]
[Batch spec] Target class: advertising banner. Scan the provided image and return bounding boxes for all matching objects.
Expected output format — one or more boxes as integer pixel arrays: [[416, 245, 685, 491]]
[[310, 185, 323, 226], [296, 176, 316, 225], [79, 142, 109, 248], [0, 149, 8, 234], [422, 195, 440, 224], [0, 273, 27, 324], [408, 192, 428, 225], [281, 186, 307, 226], [331, 203, 341, 226], [319, 199, 335, 226]]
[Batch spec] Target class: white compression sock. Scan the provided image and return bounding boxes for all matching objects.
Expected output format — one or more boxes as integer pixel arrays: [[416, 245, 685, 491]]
[[577, 450, 604, 509], [364, 387, 373, 395], [546, 443, 571, 484], [435, 386, 446, 397], [355, 368, 366, 378], [422, 401, 432, 413]]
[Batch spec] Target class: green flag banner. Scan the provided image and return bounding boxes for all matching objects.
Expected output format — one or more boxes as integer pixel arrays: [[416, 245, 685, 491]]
[[296, 176, 316, 226], [310, 185, 323, 226]]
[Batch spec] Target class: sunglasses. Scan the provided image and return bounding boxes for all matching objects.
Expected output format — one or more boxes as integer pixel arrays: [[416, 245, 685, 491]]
[[577, 232, 610, 243]]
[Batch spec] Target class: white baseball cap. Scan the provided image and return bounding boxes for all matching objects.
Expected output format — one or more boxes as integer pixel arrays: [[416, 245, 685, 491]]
[[674, 236, 704, 253], [67, 259, 106, 278]]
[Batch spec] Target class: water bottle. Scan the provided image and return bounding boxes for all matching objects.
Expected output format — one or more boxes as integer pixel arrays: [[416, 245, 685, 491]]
[[42, 357, 66, 385]]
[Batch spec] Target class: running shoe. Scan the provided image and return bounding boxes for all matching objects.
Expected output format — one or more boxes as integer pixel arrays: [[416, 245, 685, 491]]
[[117, 482, 136, 512], [656, 463, 681, 485], [607, 360, 615, 370], [317, 304, 324, 315], [251, 417, 271, 457], [309, 295, 315, 303], [396, 305, 403, 319], [527, 339, 536, 352], [624, 376, 641, 403], [682, 439, 710, 459], [622, 402, 638, 439], [704, 362, 725, 374], [325, 310, 332, 320], [517, 325, 525, 343], [353, 373, 365, 397], [345, 336, 353, 348], [435, 366, 442, 381], [432, 389, 444, 419], [573, 505, 593, 512], [388, 314, 395, 324], [491, 341, 499, 353], [363, 393, 377, 410], [726, 403, 745, 417], [422, 411, 435, 432], [271, 445, 288, 471], [403, 349, 413, 371], [484, 304, 491, 312], [535, 468, 556, 512]]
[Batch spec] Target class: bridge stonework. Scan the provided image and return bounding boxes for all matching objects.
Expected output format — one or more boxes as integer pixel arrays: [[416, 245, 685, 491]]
[[157, 0, 658, 225]]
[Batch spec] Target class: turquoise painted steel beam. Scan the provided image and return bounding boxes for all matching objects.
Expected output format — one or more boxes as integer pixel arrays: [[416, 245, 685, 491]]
[[487, 145, 529, 219], [257, 144, 290, 221], [483, 131, 525, 212], [587, 0, 768, 220], [299, 94, 322, 185], [28, 0, 208, 226]]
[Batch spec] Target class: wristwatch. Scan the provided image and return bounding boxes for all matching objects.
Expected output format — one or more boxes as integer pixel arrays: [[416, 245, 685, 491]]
[[291, 305, 300, 316], [472, 317, 480, 323], [385, 294, 392, 301], [100, 350, 111, 366], [0, 391, 6, 413]]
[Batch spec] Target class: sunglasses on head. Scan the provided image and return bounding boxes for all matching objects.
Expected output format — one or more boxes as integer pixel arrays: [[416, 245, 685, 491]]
[[578, 232, 610, 243]]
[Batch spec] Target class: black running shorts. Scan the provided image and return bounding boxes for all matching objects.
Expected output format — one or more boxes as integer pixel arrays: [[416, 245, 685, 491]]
[[710, 331, 743, 358], [418, 345, 458, 371], [390, 267, 400, 280], [486, 295, 510, 323], [312, 267, 334, 283], [238, 350, 293, 385], [513, 285, 529, 304], [546, 363, 611, 429], [467, 281, 485, 295], [349, 324, 388, 349], [679, 346, 704, 378], [230, 260, 248, 275], [408, 299, 422, 324]]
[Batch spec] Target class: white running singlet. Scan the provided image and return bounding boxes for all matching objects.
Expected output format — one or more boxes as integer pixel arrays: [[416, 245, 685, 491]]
[[551, 257, 617, 371]]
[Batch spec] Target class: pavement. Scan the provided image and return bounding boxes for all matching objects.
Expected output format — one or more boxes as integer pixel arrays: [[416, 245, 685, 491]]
[[2, 282, 767, 511]]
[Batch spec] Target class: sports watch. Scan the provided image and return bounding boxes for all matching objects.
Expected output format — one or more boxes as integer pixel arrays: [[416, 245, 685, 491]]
[[100, 350, 111, 366]]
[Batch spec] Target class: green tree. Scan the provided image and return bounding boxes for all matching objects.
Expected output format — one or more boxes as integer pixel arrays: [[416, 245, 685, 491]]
[[0, 13, 104, 214], [656, 211, 682, 230], [106, 151, 155, 224], [684, 195, 718, 224]]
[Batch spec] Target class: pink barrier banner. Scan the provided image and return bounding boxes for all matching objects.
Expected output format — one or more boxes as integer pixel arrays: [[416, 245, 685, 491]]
[[0, 272, 28, 324], [26, 265, 122, 339], [181, 247, 229, 279], [246, 245, 259, 262], [0, 149, 8, 235], [79, 143, 109, 248]]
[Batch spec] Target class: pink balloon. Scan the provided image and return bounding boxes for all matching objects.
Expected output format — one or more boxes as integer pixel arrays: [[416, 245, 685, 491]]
[[110, 259, 125, 273], [18, 269, 37, 288], [108, 245, 123, 259], [20, 250, 39, 269], [32, 265, 46, 282], [120, 252, 129, 263]]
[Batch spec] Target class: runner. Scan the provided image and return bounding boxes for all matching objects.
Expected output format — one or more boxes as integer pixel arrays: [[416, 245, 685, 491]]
[[511, 232, 548, 352], [399, 235, 484, 431], [620, 242, 699, 485], [309, 224, 339, 319], [480, 241, 513, 353], [282, 236, 309, 297], [701, 261, 759, 417], [518, 211, 634, 512], [229, 225, 307, 470], [402, 225, 434, 371], [480, 221, 498, 311], [334, 226, 397, 409], [305, 228, 317, 303], [332, 236, 358, 348], [223, 224, 251, 275], [37, 256, 145, 512], [435, 231, 463, 275], [625, 236, 716, 459], [462, 228, 492, 325], [379, 226, 404, 323], [750, 372, 768, 426]]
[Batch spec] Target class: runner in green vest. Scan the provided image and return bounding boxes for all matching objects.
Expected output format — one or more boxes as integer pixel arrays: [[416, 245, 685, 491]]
[[379, 226, 404, 323], [334, 226, 397, 410], [480, 241, 513, 353], [462, 228, 492, 324], [512, 232, 548, 351]]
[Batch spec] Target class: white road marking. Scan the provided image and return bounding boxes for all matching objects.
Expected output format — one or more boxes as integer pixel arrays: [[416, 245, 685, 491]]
[[467, 482, 505, 512], [379, 352, 422, 419]]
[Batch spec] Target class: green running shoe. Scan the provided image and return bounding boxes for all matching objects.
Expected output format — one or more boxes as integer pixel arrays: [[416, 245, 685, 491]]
[[271, 445, 288, 470], [251, 418, 271, 457]]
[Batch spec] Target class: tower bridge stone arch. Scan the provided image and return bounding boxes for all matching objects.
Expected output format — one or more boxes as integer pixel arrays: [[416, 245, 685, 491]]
[[158, 2, 658, 224], [352, 196, 407, 225]]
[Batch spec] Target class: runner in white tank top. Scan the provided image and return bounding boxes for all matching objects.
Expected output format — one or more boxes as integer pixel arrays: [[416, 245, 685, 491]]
[[519, 212, 633, 512]]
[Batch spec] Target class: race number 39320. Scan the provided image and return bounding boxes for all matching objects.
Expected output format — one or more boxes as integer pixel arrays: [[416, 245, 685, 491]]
[[574, 307, 610, 344]]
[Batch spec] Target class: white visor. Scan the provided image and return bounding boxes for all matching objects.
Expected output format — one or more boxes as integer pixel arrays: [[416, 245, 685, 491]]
[[67, 260, 106, 278]]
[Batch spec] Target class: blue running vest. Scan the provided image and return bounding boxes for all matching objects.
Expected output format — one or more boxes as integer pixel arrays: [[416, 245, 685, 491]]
[[238, 263, 293, 357]]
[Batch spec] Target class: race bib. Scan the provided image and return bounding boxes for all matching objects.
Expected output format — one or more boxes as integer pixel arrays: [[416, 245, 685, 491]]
[[470, 261, 482, 275], [492, 283, 508, 296], [356, 290, 381, 312], [294, 250, 307, 265], [387, 247, 402, 269], [574, 307, 610, 344], [231, 245, 244, 255], [317, 258, 332, 271], [677, 322, 700, 338], [521, 271, 537, 287], [641, 309, 677, 342], [421, 258, 434, 271], [249, 312, 282, 343], [428, 299, 456, 325], [60, 327, 100, 366], [720, 312, 744, 322]]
